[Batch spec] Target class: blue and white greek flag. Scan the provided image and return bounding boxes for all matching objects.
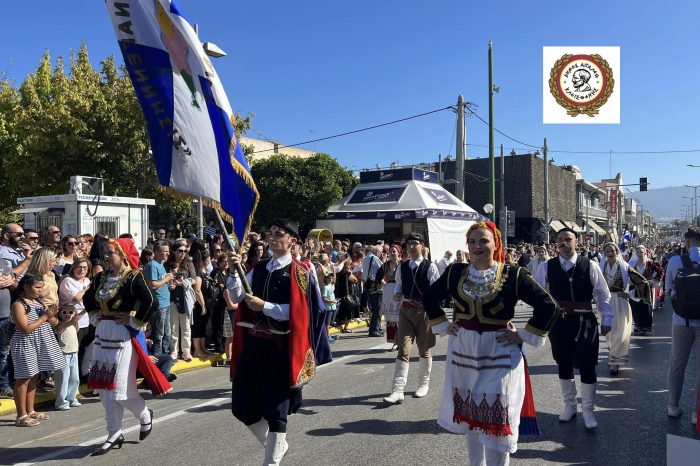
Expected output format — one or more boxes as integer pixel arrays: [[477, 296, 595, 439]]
[[105, 0, 258, 244], [623, 229, 631, 242]]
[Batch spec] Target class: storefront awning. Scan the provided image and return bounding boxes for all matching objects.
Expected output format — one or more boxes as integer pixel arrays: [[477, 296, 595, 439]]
[[10, 207, 48, 215], [562, 221, 585, 234], [585, 221, 607, 236], [549, 220, 566, 232]]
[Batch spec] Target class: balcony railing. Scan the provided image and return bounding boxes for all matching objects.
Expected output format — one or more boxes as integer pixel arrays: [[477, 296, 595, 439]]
[[577, 206, 608, 219]]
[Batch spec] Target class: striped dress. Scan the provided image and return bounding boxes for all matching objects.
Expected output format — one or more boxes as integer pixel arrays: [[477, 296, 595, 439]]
[[10, 300, 65, 379]]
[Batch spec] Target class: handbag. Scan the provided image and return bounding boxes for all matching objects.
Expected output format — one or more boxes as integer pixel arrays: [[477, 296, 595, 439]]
[[0, 319, 15, 346], [342, 275, 360, 309], [0, 297, 35, 345]]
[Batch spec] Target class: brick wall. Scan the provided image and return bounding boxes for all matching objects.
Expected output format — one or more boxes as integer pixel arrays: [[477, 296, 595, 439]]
[[440, 153, 576, 241]]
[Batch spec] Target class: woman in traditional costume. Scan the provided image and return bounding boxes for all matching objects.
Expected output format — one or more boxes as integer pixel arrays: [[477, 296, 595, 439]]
[[631, 245, 664, 313], [375, 244, 402, 346], [423, 221, 559, 466], [526, 246, 549, 276], [601, 242, 652, 374], [84, 238, 171, 456]]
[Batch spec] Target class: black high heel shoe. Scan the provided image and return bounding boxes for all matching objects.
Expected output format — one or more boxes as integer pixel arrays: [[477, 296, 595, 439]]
[[91, 434, 124, 456], [139, 409, 154, 441]]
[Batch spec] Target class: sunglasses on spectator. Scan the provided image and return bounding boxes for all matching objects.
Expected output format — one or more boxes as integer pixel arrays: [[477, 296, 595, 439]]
[[51, 230, 61, 235], [66, 242, 78, 246], [60, 310, 74, 314], [25, 236, 39, 241], [176, 249, 188, 253], [213, 248, 222, 252], [9, 232, 24, 237]]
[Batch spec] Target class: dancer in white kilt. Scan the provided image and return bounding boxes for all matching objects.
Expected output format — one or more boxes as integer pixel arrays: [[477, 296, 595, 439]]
[[423, 221, 558, 465], [601, 243, 652, 375]]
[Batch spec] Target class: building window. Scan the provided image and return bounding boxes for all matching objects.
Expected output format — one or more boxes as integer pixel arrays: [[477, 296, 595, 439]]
[[38, 214, 63, 234], [94, 216, 120, 238]]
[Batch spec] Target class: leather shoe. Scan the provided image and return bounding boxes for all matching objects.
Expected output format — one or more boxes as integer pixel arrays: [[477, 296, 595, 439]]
[[139, 409, 154, 441], [91, 434, 124, 456]]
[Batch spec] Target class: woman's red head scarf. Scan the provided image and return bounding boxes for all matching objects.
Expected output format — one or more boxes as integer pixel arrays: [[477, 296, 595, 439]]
[[466, 221, 506, 263], [111, 238, 140, 270]]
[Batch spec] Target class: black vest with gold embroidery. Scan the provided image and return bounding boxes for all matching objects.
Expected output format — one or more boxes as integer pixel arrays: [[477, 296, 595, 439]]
[[422, 262, 559, 338]]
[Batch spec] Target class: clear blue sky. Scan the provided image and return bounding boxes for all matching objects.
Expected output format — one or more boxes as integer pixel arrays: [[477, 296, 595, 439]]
[[2, 1, 699, 191]]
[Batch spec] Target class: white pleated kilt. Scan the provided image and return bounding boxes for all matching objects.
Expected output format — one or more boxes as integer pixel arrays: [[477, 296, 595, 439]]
[[380, 283, 401, 323], [90, 319, 138, 401], [607, 295, 632, 365], [438, 328, 524, 454]]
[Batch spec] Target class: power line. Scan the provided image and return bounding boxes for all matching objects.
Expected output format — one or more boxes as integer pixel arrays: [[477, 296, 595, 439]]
[[468, 110, 541, 149], [250, 105, 453, 154]]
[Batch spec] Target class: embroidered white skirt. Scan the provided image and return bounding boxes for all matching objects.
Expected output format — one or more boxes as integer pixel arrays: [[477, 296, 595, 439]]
[[607, 295, 632, 366], [90, 319, 138, 401], [380, 283, 401, 323], [438, 327, 525, 454]]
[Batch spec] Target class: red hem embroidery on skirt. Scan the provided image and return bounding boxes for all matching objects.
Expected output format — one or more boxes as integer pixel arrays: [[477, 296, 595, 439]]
[[87, 380, 117, 390], [453, 413, 513, 437]]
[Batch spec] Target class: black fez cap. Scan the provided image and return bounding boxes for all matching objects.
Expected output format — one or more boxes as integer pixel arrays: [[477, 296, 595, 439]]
[[406, 232, 424, 243], [270, 218, 300, 239]]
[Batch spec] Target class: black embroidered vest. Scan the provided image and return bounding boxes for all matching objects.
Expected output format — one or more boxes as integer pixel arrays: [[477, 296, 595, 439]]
[[546, 256, 594, 302], [400, 259, 430, 300], [252, 261, 292, 305]]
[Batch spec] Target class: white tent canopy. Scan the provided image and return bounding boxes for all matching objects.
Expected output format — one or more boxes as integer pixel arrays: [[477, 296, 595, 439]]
[[317, 169, 485, 256]]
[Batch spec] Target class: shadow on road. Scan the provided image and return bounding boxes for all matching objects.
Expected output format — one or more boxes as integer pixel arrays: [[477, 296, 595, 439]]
[[305, 418, 443, 437]]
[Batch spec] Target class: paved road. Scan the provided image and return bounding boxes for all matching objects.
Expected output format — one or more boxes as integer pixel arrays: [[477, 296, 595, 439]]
[[1, 300, 697, 465]]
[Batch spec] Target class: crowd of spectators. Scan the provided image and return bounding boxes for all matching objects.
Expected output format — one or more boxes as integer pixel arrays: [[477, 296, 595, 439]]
[[0, 220, 691, 428]]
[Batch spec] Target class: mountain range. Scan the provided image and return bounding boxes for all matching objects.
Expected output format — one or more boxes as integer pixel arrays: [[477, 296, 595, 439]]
[[632, 186, 696, 221]]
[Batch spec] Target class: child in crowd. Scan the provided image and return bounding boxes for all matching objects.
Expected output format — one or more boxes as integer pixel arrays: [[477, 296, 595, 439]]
[[322, 273, 338, 344], [54, 304, 83, 410]]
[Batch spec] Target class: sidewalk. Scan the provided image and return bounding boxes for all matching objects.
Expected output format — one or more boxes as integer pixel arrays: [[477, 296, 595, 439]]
[[0, 319, 372, 417]]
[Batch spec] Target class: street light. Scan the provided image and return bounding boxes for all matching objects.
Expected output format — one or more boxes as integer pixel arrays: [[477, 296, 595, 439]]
[[685, 184, 700, 226]]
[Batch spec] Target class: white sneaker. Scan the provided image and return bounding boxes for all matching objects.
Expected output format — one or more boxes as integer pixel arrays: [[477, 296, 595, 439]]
[[668, 405, 683, 418]]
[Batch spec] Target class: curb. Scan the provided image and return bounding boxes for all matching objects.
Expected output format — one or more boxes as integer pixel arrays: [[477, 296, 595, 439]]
[[0, 319, 373, 417]]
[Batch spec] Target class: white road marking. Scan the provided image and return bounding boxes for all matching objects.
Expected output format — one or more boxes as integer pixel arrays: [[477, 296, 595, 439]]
[[14, 396, 230, 466]]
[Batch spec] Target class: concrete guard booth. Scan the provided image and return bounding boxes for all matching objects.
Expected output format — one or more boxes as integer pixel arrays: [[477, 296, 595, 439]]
[[14, 193, 155, 251], [316, 168, 485, 257]]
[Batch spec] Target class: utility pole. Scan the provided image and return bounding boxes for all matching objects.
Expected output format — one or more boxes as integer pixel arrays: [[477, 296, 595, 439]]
[[543, 137, 549, 243], [456, 95, 465, 202], [488, 41, 496, 221], [499, 144, 507, 249]]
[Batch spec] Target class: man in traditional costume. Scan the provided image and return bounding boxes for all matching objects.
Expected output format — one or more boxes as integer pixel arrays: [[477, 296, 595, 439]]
[[226, 219, 331, 465], [534, 227, 613, 430], [383, 232, 440, 404], [423, 221, 558, 466], [84, 238, 171, 456]]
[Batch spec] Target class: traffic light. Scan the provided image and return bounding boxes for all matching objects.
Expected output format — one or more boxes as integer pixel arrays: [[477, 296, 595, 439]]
[[640, 177, 648, 192]]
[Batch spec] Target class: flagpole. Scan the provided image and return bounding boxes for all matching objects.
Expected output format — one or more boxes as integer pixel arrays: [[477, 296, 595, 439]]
[[214, 208, 253, 294]]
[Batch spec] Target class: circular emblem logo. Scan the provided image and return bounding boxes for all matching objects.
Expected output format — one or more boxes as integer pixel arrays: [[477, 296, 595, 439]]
[[548, 54, 614, 117]]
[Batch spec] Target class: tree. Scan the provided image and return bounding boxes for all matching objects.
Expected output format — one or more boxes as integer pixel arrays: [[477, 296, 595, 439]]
[[251, 153, 356, 234], [0, 43, 253, 230]]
